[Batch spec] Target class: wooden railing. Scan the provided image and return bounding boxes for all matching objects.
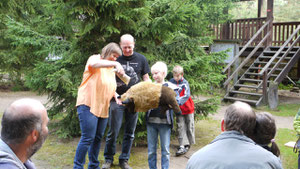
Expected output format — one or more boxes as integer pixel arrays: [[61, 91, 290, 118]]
[[273, 22, 300, 46], [223, 20, 272, 88], [212, 17, 267, 46], [258, 25, 300, 102], [213, 19, 300, 47]]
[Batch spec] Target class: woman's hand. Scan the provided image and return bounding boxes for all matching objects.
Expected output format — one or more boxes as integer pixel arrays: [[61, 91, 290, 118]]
[[115, 62, 125, 76]]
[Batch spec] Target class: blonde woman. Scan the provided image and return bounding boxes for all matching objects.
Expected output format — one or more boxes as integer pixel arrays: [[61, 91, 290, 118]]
[[74, 43, 124, 169]]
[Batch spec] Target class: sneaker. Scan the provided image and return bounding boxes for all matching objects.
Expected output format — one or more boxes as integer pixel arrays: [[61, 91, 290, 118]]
[[185, 145, 190, 152], [176, 146, 188, 156], [101, 162, 112, 169], [119, 161, 132, 169]]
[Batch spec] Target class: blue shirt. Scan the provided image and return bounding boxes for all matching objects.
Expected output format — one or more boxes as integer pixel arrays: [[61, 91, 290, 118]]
[[0, 139, 36, 169]]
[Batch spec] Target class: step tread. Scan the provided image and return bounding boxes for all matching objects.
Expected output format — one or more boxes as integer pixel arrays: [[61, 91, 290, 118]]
[[259, 56, 292, 59], [256, 61, 287, 65], [229, 90, 263, 96], [234, 84, 259, 89], [263, 51, 296, 54], [244, 72, 278, 77], [249, 67, 283, 71], [224, 96, 259, 104], [239, 78, 262, 82]]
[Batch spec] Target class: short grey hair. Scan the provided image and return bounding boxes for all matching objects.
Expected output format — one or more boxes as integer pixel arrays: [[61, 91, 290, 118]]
[[120, 34, 135, 43], [224, 101, 256, 137], [1, 109, 42, 145]]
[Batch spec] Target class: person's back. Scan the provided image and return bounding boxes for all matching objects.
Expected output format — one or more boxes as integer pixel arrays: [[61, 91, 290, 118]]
[[186, 101, 282, 169], [187, 131, 282, 169]]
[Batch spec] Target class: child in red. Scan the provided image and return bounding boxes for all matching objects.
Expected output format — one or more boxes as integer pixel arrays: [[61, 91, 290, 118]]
[[169, 65, 195, 156]]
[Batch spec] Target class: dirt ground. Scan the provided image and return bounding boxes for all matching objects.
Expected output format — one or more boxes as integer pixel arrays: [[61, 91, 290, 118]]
[[0, 90, 298, 169]]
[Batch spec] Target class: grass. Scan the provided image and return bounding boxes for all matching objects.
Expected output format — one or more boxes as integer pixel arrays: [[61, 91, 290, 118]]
[[4, 111, 298, 169], [31, 118, 221, 169], [255, 103, 300, 117], [276, 128, 298, 169]]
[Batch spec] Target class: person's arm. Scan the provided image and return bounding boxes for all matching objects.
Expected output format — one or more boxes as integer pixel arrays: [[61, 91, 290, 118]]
[[294, 109, 300, 135], [142, 74, 151, 82], [87, 55, 124, 75], [178, 81, 191, 105]]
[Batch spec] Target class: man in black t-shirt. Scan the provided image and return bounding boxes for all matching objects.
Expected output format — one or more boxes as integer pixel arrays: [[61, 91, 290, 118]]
[[102, 34, 150, 169]]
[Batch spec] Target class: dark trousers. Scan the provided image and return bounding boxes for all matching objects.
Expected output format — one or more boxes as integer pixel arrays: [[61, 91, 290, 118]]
[[104, 101, 138, 163]]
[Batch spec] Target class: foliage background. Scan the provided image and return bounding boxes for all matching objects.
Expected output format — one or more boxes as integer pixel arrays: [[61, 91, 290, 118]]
[[0, 0, 233, 137], [230, 0, 300, 22]]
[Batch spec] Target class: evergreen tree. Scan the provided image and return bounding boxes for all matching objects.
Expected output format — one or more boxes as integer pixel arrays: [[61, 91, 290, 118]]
[[0, 0, 232, 137]]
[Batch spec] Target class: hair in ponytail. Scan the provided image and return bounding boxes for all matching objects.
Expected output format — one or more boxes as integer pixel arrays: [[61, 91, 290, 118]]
[[253, 112, 280, 157]]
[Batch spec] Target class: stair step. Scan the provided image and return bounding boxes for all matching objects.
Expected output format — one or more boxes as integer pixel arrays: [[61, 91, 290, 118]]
[[223, 96, 258, 104], [229, 90, 263, 96], [244, 72, 260, 76], [263, 51, 297, 55], [259, 56, 292, 60], [245, 71, 280, 77], [239, 78, 262, 82], [234, 84, 259, 89], [254, 61, 287, 65], [239, 78, 272, 84], [249, 67, 283, 71], [269, 46, 300, 52]]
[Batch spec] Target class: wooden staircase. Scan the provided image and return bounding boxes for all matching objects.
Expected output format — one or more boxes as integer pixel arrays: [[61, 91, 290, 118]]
[[223, 23, 300, 106]]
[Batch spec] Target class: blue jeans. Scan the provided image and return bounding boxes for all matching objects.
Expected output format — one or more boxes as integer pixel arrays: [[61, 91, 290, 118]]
[[74, 105, 108, 169], [104, 101, 138, 163], [147, 123, 171, 169]]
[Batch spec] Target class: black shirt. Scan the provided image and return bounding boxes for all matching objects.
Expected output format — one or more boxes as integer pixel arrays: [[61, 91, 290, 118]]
[[116, 52, 150, 95]]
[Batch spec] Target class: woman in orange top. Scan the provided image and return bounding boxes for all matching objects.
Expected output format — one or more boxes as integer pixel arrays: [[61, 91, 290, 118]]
[[74, 42, 124, 169]]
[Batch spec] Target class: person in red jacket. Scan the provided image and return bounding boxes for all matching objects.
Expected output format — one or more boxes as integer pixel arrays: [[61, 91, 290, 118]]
[[169, 65, 195, 156]]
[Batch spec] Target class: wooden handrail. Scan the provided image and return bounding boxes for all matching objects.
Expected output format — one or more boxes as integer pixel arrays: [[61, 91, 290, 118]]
[[274, 37, 300, 83], [223, 31, 271, 86], [258, 25, 300, 77], [223, 20, 270, 73], [234, 17, 267, 22]]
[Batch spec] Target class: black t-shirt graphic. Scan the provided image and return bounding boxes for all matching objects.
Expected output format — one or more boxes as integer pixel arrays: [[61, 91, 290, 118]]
[[116, 52, 150, 95]]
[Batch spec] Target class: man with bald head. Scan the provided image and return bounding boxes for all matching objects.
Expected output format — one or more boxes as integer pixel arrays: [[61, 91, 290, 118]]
[[0, 98, 49, 169], [102, 34, 150, 169], [186, 101, 283, 169]]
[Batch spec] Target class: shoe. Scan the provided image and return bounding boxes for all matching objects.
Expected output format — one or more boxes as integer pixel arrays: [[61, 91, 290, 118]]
[[176, 146, 187, 156], [101, 162, 112, 169], [185, 145, 190, 152], [119, 161, 132, 169]]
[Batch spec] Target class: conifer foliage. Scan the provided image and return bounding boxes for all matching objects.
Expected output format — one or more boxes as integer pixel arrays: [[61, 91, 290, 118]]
[[0, 0, 234, 137]]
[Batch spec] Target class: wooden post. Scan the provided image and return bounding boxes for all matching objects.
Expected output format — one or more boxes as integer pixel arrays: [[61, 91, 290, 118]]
[[268, 81, 278, 109], [298, 59, 300, 79], [258, 0, 262, 18], [222, 7, 230, 40], [226, 67, 231, 93], [266, 0, 274, 47], [263, 71, 268, 104]]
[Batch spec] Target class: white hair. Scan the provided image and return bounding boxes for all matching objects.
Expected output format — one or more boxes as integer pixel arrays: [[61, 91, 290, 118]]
[[151, 61, 168, 78], [120, 34, 135, 43]]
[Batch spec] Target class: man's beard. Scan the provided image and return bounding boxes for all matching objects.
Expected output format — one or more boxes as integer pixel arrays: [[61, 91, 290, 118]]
[[27, 130, 48, 158]]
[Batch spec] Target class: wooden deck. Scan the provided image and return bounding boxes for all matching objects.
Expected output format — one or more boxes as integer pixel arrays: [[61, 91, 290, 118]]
[[212, 18, 300, 47]]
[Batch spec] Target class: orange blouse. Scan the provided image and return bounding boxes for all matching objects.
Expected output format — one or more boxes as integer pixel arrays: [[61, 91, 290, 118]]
[[76, 56, 116, 118]]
